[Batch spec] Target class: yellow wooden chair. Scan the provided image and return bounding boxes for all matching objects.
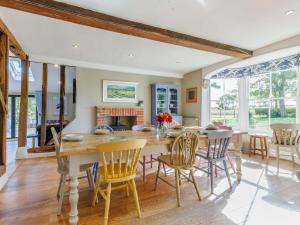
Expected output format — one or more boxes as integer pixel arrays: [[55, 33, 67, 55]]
[[92, 139, 147, 225]]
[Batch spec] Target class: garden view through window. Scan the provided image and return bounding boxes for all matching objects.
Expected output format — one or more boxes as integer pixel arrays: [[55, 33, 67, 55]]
[[249, 69, 297, 131], [210, 68, 298, 131], [210, 78, 239, 127]]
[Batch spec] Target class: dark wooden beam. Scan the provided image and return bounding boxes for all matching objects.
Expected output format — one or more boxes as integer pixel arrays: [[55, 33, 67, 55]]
[[18, 56, 29, 147], [0, 32, 9, 169], [0, 88, 7, 114], [59, 65, 65, 132], [40, 63, 47, 147], [0, 0, 253, 58], [0, 17, 26, 60], [0, 164, 5, 176]]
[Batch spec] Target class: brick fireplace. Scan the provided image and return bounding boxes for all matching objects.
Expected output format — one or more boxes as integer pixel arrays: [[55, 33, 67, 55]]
[[96, 106, 144, 129]]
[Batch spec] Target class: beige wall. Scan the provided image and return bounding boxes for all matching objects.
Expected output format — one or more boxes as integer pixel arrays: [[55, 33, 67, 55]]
[[65, 67, 182, 133], [181, 69, 202, 120], [46, 93, 75, 122]]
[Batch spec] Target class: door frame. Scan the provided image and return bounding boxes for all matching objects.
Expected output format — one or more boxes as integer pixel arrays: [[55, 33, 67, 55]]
[[7, 94, 37, 139]]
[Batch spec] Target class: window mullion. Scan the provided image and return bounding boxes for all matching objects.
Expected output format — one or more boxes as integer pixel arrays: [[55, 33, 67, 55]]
[[297, 65, 300, 123]]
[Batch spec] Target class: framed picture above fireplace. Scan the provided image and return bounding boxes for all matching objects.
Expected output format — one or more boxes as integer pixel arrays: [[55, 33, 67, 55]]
[[103, 80, 138, 103]]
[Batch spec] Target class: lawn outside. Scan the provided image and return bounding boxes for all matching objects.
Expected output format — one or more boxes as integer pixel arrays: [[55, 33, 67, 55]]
[[211, 113, 296, 132]]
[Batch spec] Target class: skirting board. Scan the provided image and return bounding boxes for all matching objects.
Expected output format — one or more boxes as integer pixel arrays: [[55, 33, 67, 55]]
[[16, 147, 55, 159]]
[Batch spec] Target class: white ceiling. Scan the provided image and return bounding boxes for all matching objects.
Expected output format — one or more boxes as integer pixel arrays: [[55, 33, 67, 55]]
[[1, 0, 300, 77]]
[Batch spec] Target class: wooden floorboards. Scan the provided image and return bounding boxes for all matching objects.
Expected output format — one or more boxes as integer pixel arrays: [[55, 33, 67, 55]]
[[1, 155, 300, 225]]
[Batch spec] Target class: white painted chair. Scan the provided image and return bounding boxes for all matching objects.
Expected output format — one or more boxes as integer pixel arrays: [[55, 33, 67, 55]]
[[270, 124, 300, 170], [51, 127, 95, 215], [195, 130, 233, 194]]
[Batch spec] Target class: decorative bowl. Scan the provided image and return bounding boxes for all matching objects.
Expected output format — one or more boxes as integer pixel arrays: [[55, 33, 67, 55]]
[[94, 129, 110, 135], [62, 134, 84, 142], [141, 127, 155, 132]]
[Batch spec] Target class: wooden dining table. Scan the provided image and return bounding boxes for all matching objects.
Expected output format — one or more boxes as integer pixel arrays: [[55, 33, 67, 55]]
[[61, 130, 247, 225]]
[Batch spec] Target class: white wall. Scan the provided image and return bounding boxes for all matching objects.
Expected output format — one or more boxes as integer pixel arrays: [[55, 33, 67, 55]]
[[46, 93, 75, 122], [65, 67, 182, 133]]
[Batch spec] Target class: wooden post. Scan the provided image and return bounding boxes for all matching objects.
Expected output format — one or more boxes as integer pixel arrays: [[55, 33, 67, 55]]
[[40, 63, 47, 147], [59, 65, 65, 132], [18, 56, 29, 147], [0, 32, 9, 173]]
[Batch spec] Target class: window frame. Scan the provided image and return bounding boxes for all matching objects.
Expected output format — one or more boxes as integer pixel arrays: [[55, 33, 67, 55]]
[[248, 68, 298, 133], [208, 66, 299, 133], [209, 78, 239, 128]]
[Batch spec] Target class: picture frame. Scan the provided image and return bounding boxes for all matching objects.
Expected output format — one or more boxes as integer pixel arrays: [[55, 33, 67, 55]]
[[103, 80, 138, 103], [186, 87, 198, 103]]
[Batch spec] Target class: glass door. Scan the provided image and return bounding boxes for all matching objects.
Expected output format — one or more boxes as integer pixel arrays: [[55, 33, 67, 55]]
[[156, 88, 167, 113], [6, 95, 37, 139], [27, 97, 37, 136], [168, 88, 178, 115], [6, 97, 12, 138]]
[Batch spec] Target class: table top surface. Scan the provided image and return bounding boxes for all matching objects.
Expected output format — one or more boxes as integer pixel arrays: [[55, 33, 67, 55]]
[[61, 130, 247, 156]]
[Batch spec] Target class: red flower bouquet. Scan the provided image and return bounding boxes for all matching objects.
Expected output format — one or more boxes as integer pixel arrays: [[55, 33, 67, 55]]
[[155, 112, 173, 125]]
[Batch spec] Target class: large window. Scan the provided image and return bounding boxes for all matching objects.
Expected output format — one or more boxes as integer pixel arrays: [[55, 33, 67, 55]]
[[210, 78, 239, 127], [249, 69, 297, 131]]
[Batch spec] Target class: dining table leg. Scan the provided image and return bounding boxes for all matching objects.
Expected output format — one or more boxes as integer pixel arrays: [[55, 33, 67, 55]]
[[233, 135, 242, 183], [69, 156, 80, 225]]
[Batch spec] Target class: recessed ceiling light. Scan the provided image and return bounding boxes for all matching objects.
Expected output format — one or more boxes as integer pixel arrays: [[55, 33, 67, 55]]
[[72, 44, 79, 48], [54, 64, 59, 68], [128, 53, 134, 57], [286, 10, 295, 15]]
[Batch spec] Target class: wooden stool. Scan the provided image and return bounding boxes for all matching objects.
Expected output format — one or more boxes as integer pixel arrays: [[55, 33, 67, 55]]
[[249, 134, 268, 159]]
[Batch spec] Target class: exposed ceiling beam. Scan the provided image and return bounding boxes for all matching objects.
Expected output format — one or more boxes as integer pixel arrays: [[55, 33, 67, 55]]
[[0, 0, 253, 58], [0, 17, 27, 60]]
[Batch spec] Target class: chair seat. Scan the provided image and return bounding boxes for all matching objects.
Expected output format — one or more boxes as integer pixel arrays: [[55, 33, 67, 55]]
[[157, 154, 193, 170], [99, 163, 134, 181], [58, 162, 93, 174], [80, 163, 94, 171]]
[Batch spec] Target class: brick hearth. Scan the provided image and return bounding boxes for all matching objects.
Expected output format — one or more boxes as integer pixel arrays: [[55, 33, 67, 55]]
[[96, 106, 144, 126]]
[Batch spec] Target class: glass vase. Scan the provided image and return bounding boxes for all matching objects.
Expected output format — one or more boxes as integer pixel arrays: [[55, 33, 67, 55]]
[[157, 123, 166, 137]]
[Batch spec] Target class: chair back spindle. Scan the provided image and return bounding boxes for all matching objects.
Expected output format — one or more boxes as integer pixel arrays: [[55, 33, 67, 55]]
[[96, 139, 147, 181], [271, 124, 300, 146], [207, 131, 233, 160], [170, 131, 199, 169], [91, 124, 114, 134], [51, 127, 68, 172]]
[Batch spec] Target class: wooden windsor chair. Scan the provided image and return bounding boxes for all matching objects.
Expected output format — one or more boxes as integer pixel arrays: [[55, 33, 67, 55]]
[[270, 123, 300, 171], [51, 127, 95, 215], [92, 139, 147, 225], [154, 131, 201, 207], [91, 124, 114, 182], [195, 130, 233, 194]]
